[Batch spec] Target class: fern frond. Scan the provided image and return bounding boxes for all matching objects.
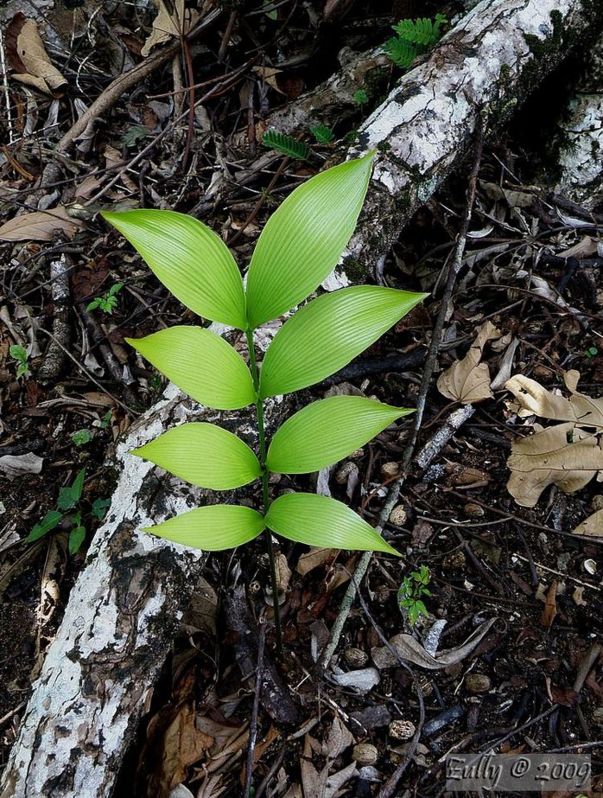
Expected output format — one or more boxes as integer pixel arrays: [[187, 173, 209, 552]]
[[262, 130, 311, 160], [392, 15, 447, 47], [310, 124, 335, 145], [382, 36, 417, 69]]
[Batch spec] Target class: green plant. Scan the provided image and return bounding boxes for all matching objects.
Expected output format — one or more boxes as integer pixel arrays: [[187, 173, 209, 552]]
[[397, 565, 431, 625], [262, 129, 311, 160], [10, 344, 30, 378], [383, 14, 447, 69], [87, 282, 124, 314], [71, 428, 93, 446], [353, 88, 369, 105], [26, 469, 110, 554], [102, 153, 427, 647], [310, 124, 335, 145]]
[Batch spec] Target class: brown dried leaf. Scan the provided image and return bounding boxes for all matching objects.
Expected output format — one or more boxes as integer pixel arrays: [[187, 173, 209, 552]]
[[7, 14, 67, 95], [573, 510, 603, 537], [505, 372, 603, 507], [437, 321, 501, 404], [0, 207, 84, 242], [158, 704, 213, 793], [141, 0, 199, 57], [541, 580, 558, 629], [371, 617, 496, 670]]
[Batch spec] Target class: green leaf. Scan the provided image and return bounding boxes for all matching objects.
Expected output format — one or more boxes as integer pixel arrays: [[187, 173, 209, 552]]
[[132, 422, 261, 489], [57, 469, 86, 511], [127, 326, 255, 410], [71, 429, 92, 446], [69, 525, 86, 555], [265, 492, 400, 555], [91, 498, 111, 520], [144, 504, 265, 551], [26, 510, 63, 542], [260, 286, 427, 397], [267, 396, 413, 474], [245, 154, 374, 329], [102, 210, 246, 329], [9, 344, 27, 363], [261, 130, 311, 160], [310, 124, 335, 144]]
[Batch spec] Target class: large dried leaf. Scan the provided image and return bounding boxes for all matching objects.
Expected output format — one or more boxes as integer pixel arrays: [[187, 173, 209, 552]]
[[0, 208, 84, 242], [6, 14, 67, 95], [141, 0, 199, 57], [573, 510, 603, 537], [371, 617, 496, 670], [437, 321, 501, 403], [157, 703, 213, 793], [505, 371, 603, 507]]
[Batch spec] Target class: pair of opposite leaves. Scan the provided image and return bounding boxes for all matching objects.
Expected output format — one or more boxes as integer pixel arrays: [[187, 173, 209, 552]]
[[102, 153, 426, 555]]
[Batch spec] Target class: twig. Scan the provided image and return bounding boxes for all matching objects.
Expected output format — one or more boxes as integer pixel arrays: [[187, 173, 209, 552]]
[[244, 617, 267, 798], [402, 115, 484, 472], [55, 9, 222, 154], [317, 117, 485, 674], [37, 255, 71, 380], [0, 29, 14, 144], [573, 643, 601, 693], [415, 404, 476, 469]]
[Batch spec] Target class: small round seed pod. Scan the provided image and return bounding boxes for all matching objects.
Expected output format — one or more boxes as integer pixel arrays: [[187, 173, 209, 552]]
[[352, 743, 378, 765], [388, 720, 416, 741], [344, 647, 369, 668], [465, 673, 491, 694]]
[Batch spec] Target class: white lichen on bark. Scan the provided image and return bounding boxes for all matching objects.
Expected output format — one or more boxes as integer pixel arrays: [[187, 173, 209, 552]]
[[556, 30, 603, 207]]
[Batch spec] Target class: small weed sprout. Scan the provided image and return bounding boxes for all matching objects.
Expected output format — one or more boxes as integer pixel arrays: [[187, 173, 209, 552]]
[[383, 14, 447, 70], [27, 469, 110, 555], [87, 282, 124, 314], [102, 153, 427, 649], [397, 565, 431, 626], [10, 344, 30, 379], [310, 124, 335, 144]]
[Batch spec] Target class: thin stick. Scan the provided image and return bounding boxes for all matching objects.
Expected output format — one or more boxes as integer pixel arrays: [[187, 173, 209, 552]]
[[0, 30, 14, 144], [318, 117, 485, 674], [246, 330, 283, 655], [244, 617, 267, 798]]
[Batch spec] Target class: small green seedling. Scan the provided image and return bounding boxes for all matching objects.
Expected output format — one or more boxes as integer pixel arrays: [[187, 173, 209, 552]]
[[26, 469, 110, 554], [310, 124, 335, 145], [87, 282, 123, 314], [10, 344, 30, 378], [383, 14, 447, 70], [353, 88, 369, 106], [262, 130, 311, 161], [397, 565, 431, 626], [102, 153, 427, 644], [71, 429, 93, 447]]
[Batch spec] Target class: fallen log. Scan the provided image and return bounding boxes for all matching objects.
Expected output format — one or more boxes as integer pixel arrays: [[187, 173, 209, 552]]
[[3, 1, 603, 796], [554, 30, 603, 209]]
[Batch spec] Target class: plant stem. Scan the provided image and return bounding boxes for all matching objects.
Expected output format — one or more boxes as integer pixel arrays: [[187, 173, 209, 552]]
[[245, 329, 283, 655]]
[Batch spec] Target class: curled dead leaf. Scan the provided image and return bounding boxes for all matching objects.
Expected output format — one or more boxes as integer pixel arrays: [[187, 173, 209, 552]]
[[6, 14, 67, 96], [505, 371, 603, 507], [437, 321, 501, 404], [141, 0, 199, 57], [0, 207, 84, 242]]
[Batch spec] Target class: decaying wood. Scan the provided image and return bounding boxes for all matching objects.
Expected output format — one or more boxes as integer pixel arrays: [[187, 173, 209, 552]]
[[4, 1, 603, 795]]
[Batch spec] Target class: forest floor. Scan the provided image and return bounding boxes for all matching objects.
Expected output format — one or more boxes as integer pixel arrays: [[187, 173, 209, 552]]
[[0, 1, 602, 797]]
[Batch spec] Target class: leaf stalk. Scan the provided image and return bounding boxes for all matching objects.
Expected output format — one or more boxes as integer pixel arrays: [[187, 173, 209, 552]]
[[246, 328, 283, 655]]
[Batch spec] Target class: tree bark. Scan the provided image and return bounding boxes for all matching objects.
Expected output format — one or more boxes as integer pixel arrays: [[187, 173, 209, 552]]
[[3, 0, 603, 796], [336, 0, 603, 283]]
